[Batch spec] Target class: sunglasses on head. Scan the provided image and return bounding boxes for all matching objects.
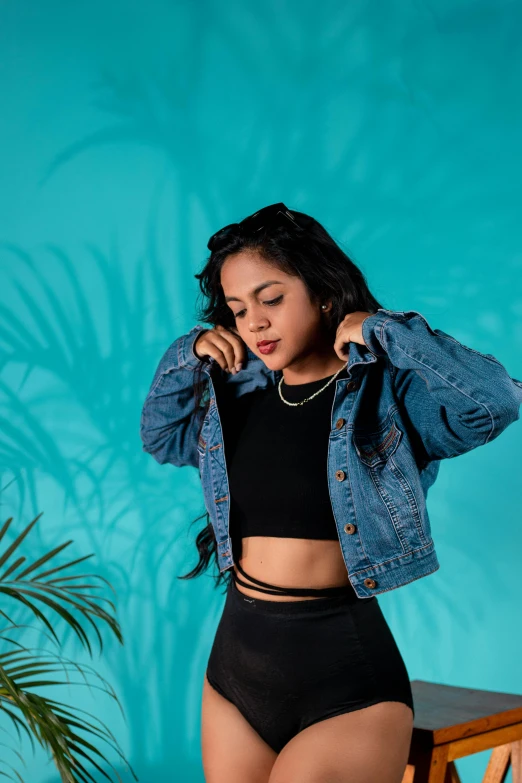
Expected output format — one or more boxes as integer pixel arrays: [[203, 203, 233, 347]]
[[206, 202, 304, 252]]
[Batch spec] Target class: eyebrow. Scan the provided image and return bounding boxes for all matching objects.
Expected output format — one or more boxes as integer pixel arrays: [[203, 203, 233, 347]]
[[225, 280, 284, 303]]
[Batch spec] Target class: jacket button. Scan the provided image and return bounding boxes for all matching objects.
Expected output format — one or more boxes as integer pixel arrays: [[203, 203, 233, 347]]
[[335, 469, 346, 481], [364, 578, 377, 588], [335, 418, 346, 430], [344, 523, 356, 534], [347, 381, 358, 391]]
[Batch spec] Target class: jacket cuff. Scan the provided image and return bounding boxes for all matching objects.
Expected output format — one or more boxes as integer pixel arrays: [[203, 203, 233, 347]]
[[177, 325, 211, 369], [361, 309, 428, 357]]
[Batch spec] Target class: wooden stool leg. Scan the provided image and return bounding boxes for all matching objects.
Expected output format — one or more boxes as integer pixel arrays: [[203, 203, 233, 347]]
[[512, 739, 522, 783], [444, 761, 462, 782], [410, 745, 449, 783], [482, 744, 510, 783]]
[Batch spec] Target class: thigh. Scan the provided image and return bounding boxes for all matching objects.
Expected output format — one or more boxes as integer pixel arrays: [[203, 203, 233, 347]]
[[201, 673, 278, 783], [269, 700, 414, 783]]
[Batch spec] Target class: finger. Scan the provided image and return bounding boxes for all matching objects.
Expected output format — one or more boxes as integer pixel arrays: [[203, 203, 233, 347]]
[[210, 331, 245, 372], [198, 327, 232, 371], [204, 347, 229, 372], [333, 333, 350, 361], [218, 326, 247, 369]]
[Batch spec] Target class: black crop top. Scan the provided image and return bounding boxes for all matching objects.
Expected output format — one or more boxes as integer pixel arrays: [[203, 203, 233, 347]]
[[216, 364, 350, 557]]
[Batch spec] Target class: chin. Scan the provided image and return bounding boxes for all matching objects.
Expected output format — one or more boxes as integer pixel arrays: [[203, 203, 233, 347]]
[[260, 358, 286, 372]]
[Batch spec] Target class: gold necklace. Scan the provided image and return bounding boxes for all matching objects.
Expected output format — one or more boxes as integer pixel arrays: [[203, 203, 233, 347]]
[[278, 362, 349, 407]]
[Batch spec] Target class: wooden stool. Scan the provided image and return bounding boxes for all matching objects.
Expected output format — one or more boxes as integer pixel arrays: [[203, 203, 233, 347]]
[[401, 680, 522, 782]]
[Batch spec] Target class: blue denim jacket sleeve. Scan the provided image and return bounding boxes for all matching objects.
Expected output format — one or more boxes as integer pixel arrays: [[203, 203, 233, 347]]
[[362, 309, 522, 460], [140, 325, 210, 468]]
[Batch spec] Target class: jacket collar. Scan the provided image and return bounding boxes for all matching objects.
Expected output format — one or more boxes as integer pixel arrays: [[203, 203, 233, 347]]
[[241, 339, 378, 380]]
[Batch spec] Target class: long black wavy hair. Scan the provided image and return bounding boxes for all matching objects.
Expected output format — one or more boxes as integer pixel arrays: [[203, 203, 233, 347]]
[[177, 206, 385, 591]]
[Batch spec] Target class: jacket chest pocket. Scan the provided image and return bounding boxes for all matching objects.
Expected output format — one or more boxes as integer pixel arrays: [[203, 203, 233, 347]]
[[351, 418, 428, 552], [352, 420, 402, 467]]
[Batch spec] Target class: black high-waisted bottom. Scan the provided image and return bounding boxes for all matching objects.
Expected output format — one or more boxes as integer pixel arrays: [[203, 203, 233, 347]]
[[205, 575, 415, 754]]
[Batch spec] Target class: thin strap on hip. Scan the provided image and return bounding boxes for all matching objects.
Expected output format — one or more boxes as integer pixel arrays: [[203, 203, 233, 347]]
[[233, 560, 355, 597]]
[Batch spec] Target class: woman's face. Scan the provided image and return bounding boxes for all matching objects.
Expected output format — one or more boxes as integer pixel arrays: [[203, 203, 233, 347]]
[[220, 250, 331, 371]]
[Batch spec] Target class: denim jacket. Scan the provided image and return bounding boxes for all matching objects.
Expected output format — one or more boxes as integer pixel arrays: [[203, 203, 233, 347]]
[[140, 309, 522, 598]]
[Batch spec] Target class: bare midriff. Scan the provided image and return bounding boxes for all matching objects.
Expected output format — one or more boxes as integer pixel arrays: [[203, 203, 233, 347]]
[[232, 536, 352, 602]]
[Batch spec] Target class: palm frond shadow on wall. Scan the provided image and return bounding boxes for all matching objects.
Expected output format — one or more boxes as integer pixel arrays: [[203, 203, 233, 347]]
[[0, 238, 217, 780]]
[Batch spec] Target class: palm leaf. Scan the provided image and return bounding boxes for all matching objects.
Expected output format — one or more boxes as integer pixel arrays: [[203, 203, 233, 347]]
[[0, 652, 137, 782], [0, 515, 122, 655], [0, 515, 135, 781]]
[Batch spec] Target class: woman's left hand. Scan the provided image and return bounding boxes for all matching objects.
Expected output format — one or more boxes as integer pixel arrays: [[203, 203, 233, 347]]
[[333, 311, 373, 361]]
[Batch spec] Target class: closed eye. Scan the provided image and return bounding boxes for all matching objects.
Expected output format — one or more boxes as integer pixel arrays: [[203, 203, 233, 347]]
[[233, 295, 283, 319]]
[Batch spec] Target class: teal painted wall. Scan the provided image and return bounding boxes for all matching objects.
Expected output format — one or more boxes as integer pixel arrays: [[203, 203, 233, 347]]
[[1, 1, 521, 780]]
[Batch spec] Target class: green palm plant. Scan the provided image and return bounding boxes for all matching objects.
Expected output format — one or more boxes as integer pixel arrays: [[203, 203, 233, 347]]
[[0, 234, 212, 777], [0, 511, 137, 783]]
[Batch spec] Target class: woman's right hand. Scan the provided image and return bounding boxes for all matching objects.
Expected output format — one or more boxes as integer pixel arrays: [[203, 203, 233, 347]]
[[193, 325, 247, 375]]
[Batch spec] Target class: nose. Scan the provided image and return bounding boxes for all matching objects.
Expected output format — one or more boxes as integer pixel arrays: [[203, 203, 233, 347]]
[[249, 313, 271, 332]]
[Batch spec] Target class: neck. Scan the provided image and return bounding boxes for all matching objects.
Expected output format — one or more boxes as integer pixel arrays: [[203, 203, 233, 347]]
[[281, 353, 349, 386]]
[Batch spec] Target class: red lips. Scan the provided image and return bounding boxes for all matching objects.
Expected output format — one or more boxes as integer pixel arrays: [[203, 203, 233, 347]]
[[257, 340, 280, 355]]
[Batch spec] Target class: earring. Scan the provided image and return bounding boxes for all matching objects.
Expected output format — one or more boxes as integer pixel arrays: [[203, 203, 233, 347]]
[[321, 304, 327, 310]]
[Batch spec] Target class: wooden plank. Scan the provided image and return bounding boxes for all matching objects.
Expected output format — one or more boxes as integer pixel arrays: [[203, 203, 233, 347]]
[[447, 723, 522, 761], [482, 744, 510, 783], [411, 681, 522, 745], [512, 739, 522, 783]]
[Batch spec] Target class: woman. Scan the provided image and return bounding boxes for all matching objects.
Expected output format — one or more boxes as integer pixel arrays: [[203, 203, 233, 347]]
[[140, 203, 522, 783]]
